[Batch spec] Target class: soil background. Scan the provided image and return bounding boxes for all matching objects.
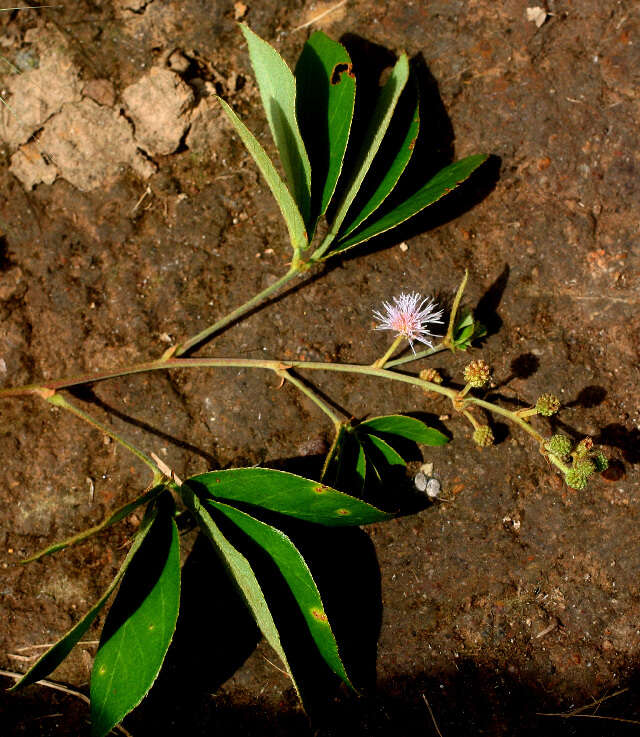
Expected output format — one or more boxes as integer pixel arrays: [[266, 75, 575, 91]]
[[0, 1, 639, 735]]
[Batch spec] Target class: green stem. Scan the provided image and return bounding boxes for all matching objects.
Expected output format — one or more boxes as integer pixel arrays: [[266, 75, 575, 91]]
[[444, 269, 468, 349], [47, 393, 161, 480], [2, 357, 556, 470], [172, 262, 302, 356], [516, 407, 538, 418], [465, 396, 545, 444], [384, 342, 447, 368], [277, 369, 342, 429], [372, 335, 404, 368], [461, 408, 481, 430]]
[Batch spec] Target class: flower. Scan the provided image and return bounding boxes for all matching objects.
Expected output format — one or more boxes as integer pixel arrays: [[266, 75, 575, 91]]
[[373, 292, 444, 351]]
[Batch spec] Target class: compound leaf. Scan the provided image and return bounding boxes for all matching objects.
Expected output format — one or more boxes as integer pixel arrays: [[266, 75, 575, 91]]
[[296, 31, 355, 230], [241, 24, 311, 229], [208, 499, 353, 688], [331, 153, 488, 253], [187, 468, 390, 526], [217, 97, 308, 253], [10, 502, 160, 692]]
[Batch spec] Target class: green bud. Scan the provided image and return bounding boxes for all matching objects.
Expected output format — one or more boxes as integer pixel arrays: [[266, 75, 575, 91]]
[[464, 360, 490, 388], [591, 450, 609, 472], [573, 437, 594, 458], [545, 434, 572, 459], [535, 393, 561, 416], [565, 467, 588, 490], [473, 425, 494, 447]]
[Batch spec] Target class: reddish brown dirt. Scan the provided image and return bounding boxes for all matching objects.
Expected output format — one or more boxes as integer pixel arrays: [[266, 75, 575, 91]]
[[0, 1, 638, 735]]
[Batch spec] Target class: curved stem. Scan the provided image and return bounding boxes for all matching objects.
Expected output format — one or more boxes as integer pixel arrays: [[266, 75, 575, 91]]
[[372, 334, 404, 368], [172, 262, 302, 356], [47, 393, 161, 480], [444, 268, 468, 349], [2, 357, 554, 466], [276, 369, 342, 429]]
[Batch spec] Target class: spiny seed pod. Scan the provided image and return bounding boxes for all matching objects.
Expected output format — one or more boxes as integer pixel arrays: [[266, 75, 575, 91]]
[[565, 467, 589, 490], [574, 458, 596, 478], [535, 393, 561, 416], [545, 434, 572, 458], [419, 368, 443, 384], [473, 425, 494, 447], [573, 437, 594, 458], [464, 360, 490, 388], [592, 450, 609, 472]]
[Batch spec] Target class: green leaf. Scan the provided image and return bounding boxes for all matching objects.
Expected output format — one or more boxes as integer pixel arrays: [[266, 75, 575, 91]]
[[327, 53, 410, 241], [180, 482, 297, 694], [90, 495, 180, 737], [330, 153, 488, 254], [241, 24, 312, 228], [187, 468, 391, 526], [359, 433, 407, 470], [208, 499, 353, 688], [216, 96, 308, 253], [22, 485, 165, 563], [453, 309, 486, 351], [340, 97, 420, 239], [360, 415, 449, 446], [10, 502, 160, 692], [295, 31, 355, 230]]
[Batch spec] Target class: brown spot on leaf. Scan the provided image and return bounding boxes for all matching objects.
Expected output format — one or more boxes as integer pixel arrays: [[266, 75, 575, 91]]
[[314, 485, 327, 494], [311, 607, 328, 622], [331, 62, 353, 85], [336, 508, 350, 516]]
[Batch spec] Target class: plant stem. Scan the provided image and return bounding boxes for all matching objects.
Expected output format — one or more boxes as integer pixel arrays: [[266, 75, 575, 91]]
[[2, 357, 556, 469], [384, 342, 447, 368], [172, 262, 302, 356], [47, 393, 161, 480], [276, 369, 342, 429], [444, 268, 468, 349], [372, 335, 404, 368], [461, 408, 481, 430]]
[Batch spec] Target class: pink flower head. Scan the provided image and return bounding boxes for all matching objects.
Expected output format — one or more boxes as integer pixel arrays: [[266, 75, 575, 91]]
[[373, 292, 444, 351]]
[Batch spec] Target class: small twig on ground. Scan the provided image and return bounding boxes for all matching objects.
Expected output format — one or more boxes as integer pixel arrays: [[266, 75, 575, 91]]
[[422, 692, 444, 737], [292, 0, 347, 32], [0, 669, 134, 736]]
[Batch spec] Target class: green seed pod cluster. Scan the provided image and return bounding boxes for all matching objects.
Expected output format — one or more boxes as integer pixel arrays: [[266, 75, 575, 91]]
[[535, 393, 561, 416], [464, 360, 490, 388], [473, 425, 494, 447], [565, 467, 589, 490], [545, 434, 572, 459]]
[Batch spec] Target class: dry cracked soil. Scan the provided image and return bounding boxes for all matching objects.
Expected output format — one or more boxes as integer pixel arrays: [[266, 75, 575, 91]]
[[0, 1, 638, 735]]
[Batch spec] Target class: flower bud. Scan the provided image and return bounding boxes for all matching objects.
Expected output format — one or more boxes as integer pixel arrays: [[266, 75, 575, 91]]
[[574, 458, 596, 478], [464, 360, 490, 388], [473, 425, 494, 447], [545, 434, 571, 459], [419, 368, 443, 384], [535, 393, 561, 416], [591, 450, 609, 472], [573, 437, 594, 458]]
